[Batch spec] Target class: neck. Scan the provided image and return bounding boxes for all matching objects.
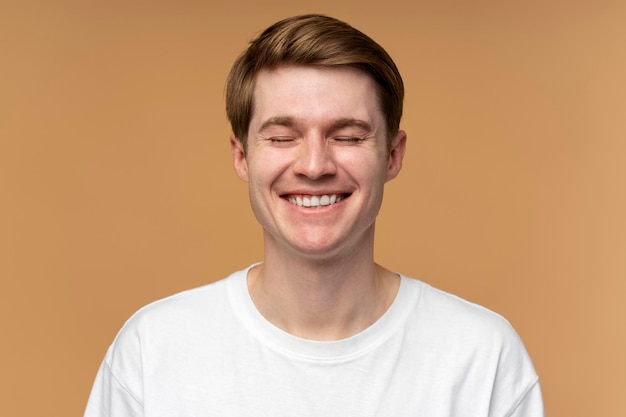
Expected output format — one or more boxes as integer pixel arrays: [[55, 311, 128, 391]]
[[247, 232, 399, 341]]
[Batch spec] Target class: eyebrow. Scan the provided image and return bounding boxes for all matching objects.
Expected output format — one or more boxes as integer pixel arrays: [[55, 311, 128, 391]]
[[258, 116, 295, 132], [258, 116, 372, 133], [329, 118, 372, 133]]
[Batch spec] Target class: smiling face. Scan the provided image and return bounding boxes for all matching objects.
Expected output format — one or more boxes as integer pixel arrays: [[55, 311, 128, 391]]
[[231, 65, 406, 261]]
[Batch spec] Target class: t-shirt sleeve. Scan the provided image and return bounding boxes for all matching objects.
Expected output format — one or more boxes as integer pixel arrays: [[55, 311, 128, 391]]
[[84, 313, 146, 417], [489, 321, 544, 417], [506, 380, 544, 417], [84, 359, 144, 417]]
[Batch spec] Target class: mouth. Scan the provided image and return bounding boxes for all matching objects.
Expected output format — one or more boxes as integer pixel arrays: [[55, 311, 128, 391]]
[[282, 193, 350, 208]]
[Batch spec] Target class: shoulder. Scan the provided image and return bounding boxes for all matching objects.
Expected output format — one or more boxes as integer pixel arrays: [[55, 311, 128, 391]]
[[104, 267, 249, 366], [398, 276, 542, 416], [399, 275, 536, 380], [121, 276, 229, 335], [127, 274, 233, 327], [92, 267, 252, 407], [401, 276, 519, 342]]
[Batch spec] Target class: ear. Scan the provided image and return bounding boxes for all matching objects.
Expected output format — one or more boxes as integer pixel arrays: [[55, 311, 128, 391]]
[[230, 133, 249, 182], [385, 130, 407, 182]]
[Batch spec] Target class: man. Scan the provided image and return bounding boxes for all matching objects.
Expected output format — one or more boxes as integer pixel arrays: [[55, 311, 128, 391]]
[[85, 14, 544, 416]]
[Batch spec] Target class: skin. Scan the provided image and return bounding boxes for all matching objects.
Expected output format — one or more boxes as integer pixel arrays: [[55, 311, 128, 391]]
[[231, 65, 407, 340]]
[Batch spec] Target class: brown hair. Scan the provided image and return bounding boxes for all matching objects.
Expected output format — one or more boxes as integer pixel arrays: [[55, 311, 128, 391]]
[[225, 14, 404, 150]]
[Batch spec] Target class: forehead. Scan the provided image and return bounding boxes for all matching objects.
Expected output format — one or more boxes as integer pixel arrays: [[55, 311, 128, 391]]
[[250, 65, 384, 131]]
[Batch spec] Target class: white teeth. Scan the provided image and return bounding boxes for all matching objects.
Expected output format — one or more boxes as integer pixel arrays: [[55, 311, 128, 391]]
[[286, 194, 344, 208]]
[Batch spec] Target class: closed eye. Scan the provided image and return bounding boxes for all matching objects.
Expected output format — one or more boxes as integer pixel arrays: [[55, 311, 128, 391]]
[[268, 136, 297, 147], [333, 136, 365, 143], [269, 136, 295, 142]]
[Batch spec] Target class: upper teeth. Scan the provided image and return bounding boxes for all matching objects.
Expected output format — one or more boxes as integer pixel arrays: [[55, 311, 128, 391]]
[[287, 194, 344, 208]]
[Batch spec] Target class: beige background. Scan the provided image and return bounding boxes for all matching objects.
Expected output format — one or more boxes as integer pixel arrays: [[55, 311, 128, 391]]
[[2, 1, 625, 416]]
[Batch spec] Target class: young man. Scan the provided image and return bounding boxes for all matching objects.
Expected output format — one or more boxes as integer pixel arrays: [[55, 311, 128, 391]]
[[85, 15, 544, 416]]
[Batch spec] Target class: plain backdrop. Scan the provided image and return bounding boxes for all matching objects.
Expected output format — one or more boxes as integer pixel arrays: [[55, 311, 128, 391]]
[[2, 1, 625, 416]]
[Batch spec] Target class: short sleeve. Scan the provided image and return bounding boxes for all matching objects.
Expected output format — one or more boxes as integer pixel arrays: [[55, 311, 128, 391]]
[[506, 380, 544, 417], [84, 358, 144, 417]]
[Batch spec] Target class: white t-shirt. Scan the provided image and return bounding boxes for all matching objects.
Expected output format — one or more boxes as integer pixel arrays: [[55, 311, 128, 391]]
[[84, 265, 543, 417]]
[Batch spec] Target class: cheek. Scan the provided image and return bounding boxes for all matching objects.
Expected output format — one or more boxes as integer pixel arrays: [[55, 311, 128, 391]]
[[338, 149, 389, 178], [246, 150, 293, 185]]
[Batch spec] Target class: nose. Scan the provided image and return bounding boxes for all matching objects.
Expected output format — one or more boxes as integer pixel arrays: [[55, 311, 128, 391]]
[[292, 136, 337, 180]]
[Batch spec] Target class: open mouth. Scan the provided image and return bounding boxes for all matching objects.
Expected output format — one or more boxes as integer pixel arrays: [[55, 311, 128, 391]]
[[283, 193, 350, 208]]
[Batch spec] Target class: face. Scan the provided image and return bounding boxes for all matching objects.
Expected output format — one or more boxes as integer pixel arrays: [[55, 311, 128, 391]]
[[231, 65, 406, 260]]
